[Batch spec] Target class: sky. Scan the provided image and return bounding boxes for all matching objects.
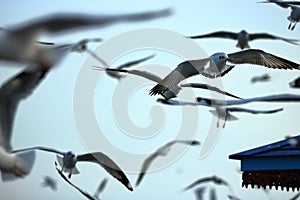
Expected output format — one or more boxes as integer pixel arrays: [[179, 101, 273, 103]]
[[0, 0, 300, 199]]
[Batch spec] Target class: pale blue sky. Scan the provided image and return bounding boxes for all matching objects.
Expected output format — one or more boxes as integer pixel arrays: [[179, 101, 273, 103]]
[[0, 0, 300, 199]]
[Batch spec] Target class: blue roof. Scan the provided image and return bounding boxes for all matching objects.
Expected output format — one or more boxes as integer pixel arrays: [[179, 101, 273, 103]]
[[229, 135, 300, 160]]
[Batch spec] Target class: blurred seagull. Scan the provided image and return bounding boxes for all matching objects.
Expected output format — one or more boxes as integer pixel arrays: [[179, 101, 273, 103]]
[[0, 9, 171, 65], [289, 192, 300, 200], [93, 178, 109, 200], [94, 65, 242, 100], [188, 29, 299, 49], [228, 194, 242, 200], [289, 76, 300, 88], [12, 146, 133, 191], [259, 0, 300, 30], [181, 175, 230, 192], [149, 49, 300, 96], [250, 73, 271, 84], [194, 187, 207, 200], [55, 162, 97, 200], [209, 187, 217, 200], [41, 175, 57, 191], [135, 140, 200, 186]]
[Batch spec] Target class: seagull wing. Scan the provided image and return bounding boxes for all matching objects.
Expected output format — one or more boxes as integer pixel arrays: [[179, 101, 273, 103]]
[[116, 54, 155, 70], [11, 9, 172, 35], [135, 152, 160, 186], [0, 67, 49, 151], [77, 152, 133, 191], [259, 0, 292, 8], [180, 83, 242, 99], [167, 140, 201, 147], [228, 49, 300, 70], [194, 187, 207, 200], [94, 178, 109, 198], [181, 177, 213, 192], [149, 58, 210, 95], [11, 146, 64, 155], [227, 107, 283, 114], [188, 31, 238, 40], [209, 187, 217, 200], [249, 33, 300, 45]]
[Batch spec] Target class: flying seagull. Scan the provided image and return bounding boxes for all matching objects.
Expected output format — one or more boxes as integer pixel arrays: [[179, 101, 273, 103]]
[[250, 73, 271, 84], [149, 49, 300, 96], [135, 140, 200, 187], [181, 175, 230, 192], [289, 76, 300, 88], [93, 178, 109, 200], [289, 192, 300, 200], [194, 187, 207, 200], [188, 29, 299, 49], [12, 146, 133, 191], [227, 194, 242, 200], [55, 162, 97, 200], [0, 9, 171, 65], [209, 187, 217, 200], [41, 175, 57, 191], [156, 99, 283, 127], [94, 65, 242, 100], [259, 0, 300, 30]]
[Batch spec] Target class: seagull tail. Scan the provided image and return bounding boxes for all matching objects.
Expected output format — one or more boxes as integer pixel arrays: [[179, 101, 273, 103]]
[[1, 151, 36, 182]]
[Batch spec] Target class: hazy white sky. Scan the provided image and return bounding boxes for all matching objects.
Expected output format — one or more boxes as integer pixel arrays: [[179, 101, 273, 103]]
[[0, 0, 300, 199]]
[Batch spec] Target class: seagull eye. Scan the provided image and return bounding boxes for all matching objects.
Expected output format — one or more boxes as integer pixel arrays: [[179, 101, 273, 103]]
[[219, 56, 224, 59]]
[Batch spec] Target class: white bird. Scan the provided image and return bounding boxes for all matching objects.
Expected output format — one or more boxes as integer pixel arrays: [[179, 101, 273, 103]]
[[188, 29, 299, 49], [259, 0, 300, 30], [250, 73, 271, 84], [289, 76, 300, 88], [41, 175, 57, 191], [149, 49, 300, 96], [0, 9, 171, 65], [94, 66, 242, 100], [55, 162, 97, 200], [93, 178, 109, 200], [135, 140, 200, 186], [12, 146, 133, 191]]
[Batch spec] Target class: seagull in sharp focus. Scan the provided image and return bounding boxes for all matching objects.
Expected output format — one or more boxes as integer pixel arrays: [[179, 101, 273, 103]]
[[259, 0, 300, 30], [12, 146, 133, 191], [149, 49, 300, 96], [0, 9, 171, 65], [135, 140, 200, 187], [188, 29, 300, 49]]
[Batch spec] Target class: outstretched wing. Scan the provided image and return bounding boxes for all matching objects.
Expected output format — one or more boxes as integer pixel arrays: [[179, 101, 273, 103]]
[[228, 49, 300, 70], [77, 152, 133, 191], [249, 33, 300, 45], [188, 31, 238, 40], [181, 177, 213, 192], [228, 107, 283, 114], [0, 67, 49, 151], [11, 146, 64, 155], [149, 58, 210, 95]]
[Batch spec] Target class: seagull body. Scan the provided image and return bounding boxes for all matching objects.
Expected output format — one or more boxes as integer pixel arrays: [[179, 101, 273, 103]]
[[0, 9, 171, 65], [188, 29, 299, 49], [260, 0, 300, 30], [135, 140, 200, 186], [41, 176, 57, 191], [289, 76, 300, 88], [149, 49, 300, 96], [250, 73, 271, 84], [12, 146, 133, 191]]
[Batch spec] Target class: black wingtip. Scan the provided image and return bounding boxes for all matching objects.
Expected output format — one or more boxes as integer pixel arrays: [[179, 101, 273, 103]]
[[190, 140, 201, 146], [149, 84, 168, 96]]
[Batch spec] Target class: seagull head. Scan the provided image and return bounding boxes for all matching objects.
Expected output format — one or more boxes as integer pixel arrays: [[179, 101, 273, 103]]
[[210, 52, 229, 66]]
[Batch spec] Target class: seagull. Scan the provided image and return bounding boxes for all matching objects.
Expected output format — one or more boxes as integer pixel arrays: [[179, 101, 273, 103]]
[[93, 178, 109, 200], [94, 65, 242, 100], [194, 187, 207, 200], [250, 73, 271, 84], [289, 76, 300, 88], [259, 0, 300, 30], [41, 175, 57, 191], [156, 99, 283, 127], [55, 162, 97, 200], [135, 140, 200, 187], [12, 146, 133, 191], [188, 29, 299, 49], [209, 187, 217, 200], [181, 175, 230, 192], [149, 49, 300, 96], [0, 9, 171, 65]]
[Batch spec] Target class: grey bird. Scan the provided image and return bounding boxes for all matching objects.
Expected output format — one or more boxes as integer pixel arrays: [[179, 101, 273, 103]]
[[93, 178, 109, 200], [12, 146, 133, 191], [0, 9, 172, 65], [194, 187, 207, 200], [94, 65, 242, 100], [55, 162, 97, 200], [135, 140, 200, 187], [289, 76, 300, 88], [250, 74, 271, 84], [188, 29, 299, 49], [259, 0, 300, 30], [41, 175, 57, 191], [181, 175, 230, 192], [149, 49, 300, 96]]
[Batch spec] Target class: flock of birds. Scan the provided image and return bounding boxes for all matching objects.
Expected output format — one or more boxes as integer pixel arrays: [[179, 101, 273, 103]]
[[0, 0, 300, 199]]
